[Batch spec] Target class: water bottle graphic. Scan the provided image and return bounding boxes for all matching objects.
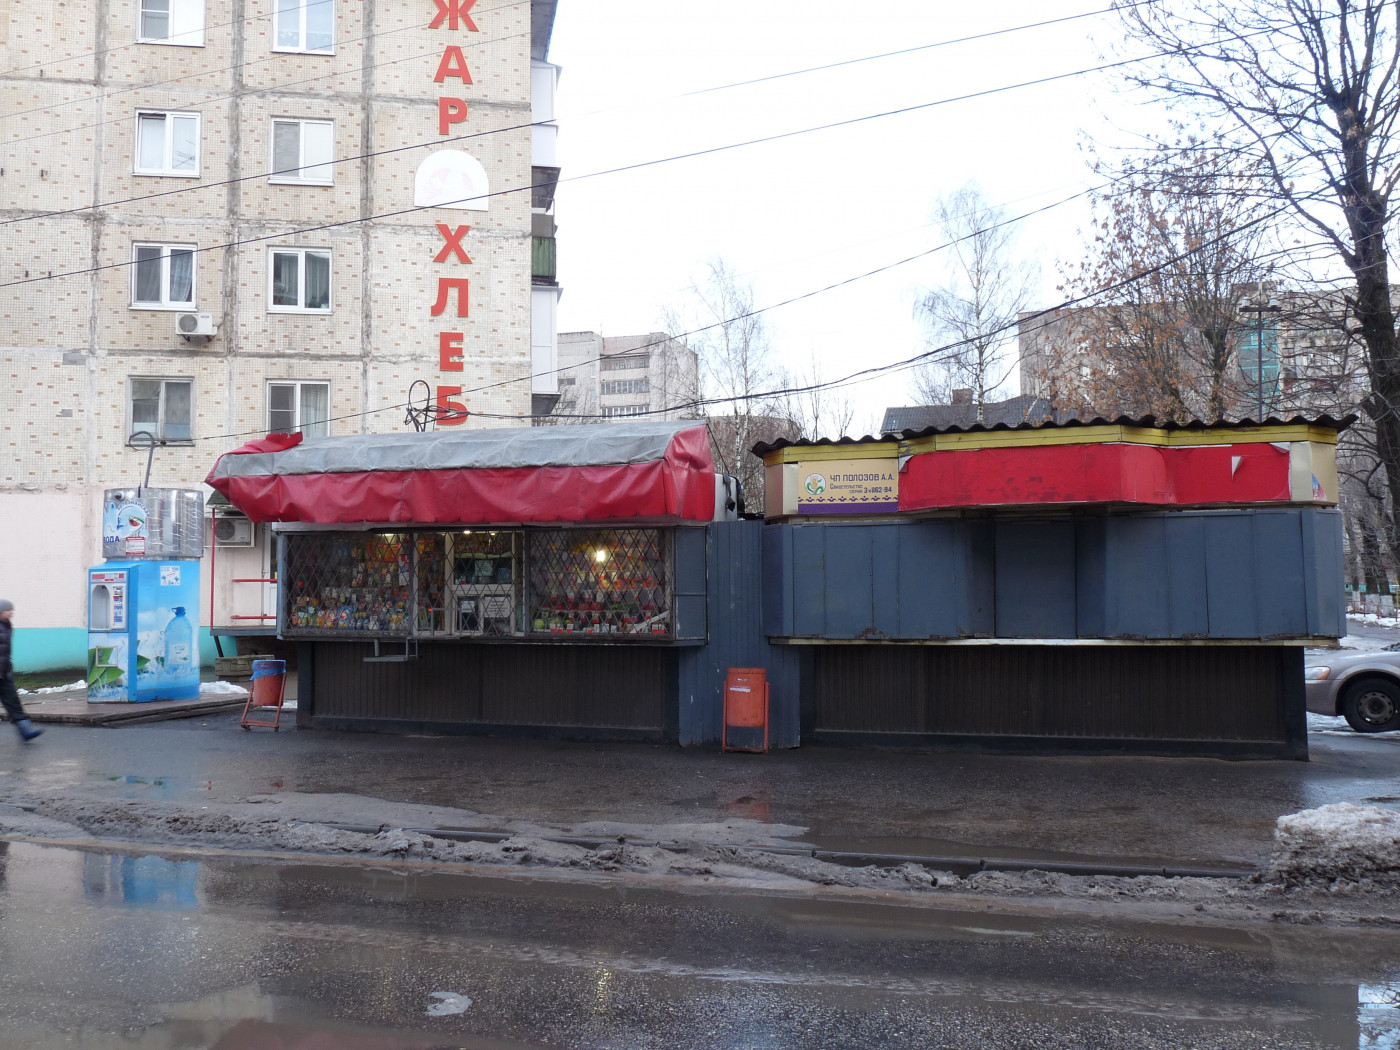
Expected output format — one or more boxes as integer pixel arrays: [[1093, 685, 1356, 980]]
[[164, 606, 193, 679]]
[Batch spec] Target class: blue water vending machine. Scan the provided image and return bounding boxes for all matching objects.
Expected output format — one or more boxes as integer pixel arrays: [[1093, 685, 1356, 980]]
[[87, 489, 204, 702]]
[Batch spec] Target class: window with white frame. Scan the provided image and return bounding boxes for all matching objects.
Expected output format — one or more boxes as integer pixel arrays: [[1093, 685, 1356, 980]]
[[600, 354, 649, 371], [131, 244, 196, 309], [135, 111, 200, 176], [273, 0, 334, 53], [268, 381, 330, 437], [270, 119, 334, 184], [269, 248, 331, 312], [602, 405, 648, 419], [601, 378, 649, 396], [138, 0, 205, 45], [129, 378, 193, 443]]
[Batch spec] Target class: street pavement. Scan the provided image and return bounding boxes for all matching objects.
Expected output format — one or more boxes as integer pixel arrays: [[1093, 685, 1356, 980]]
[[0, 682, 1394, 870], [0, 837, 1392, 1049]]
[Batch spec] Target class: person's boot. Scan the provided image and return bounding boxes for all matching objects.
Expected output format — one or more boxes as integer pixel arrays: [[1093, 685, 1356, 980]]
[[14, 719, 41, 742]]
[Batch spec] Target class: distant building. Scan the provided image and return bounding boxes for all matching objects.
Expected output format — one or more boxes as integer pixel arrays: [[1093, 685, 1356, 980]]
[[1017, 286, 1369, 421], [553, 332, 701, 421], [880, 392, 1055, 434]]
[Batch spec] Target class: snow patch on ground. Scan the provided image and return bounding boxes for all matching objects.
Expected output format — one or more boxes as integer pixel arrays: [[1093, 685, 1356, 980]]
[[1350, 613, 1400, 629], [1269, 802, 1400, 885], [199, 681, 249, 696], [17, 680, 85, 695], [1308, 711, 1400, 740]]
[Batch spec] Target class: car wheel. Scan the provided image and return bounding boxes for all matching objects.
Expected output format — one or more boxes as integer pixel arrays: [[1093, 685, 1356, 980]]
[[1341, 677, 1400, 733]]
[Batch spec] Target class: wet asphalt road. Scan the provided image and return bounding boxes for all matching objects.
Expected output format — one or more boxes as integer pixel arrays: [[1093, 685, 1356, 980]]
[[0, 706, 1396, 868], [0, 838, 1395, 1049]]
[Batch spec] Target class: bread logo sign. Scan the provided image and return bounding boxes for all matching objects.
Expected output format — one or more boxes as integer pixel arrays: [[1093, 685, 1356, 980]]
[[804, 473, 827, 496]]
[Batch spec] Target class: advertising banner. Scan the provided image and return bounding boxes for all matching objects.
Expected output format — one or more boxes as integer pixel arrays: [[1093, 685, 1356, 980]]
[[795, 460, 899, 514]]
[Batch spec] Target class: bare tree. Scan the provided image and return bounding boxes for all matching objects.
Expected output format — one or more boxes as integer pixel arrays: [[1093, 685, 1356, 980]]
[[1035, 146, 1277, 420], [668, 260, 795, 501], [1114, 0, 1400, 558], [913, 184, 1037, 419], [782, 349, 856, 441]]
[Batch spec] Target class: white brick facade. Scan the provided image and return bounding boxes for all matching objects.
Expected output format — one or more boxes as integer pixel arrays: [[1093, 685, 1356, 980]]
[[0, 0, 553, 664]]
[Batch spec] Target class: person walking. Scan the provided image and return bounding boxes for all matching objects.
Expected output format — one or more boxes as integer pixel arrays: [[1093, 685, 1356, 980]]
[[0, 601, 42, 743]]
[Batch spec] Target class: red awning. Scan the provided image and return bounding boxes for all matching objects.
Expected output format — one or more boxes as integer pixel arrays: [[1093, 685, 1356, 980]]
[[205, 421, 717, 525]]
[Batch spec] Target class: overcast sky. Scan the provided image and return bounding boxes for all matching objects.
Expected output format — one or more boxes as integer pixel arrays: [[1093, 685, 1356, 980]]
[[547, 1, 1144, 434]]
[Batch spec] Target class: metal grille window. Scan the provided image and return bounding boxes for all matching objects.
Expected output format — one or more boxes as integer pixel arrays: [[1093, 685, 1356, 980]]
[[527, 528, 671, 637], [600, 354, 649, 371], [450, 531, 522, 636], [284, 532, 411, 635], [601, 378, 649, 395]]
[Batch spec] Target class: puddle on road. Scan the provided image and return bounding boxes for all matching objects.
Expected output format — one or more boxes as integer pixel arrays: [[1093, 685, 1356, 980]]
[[4, 840, 1400, 1048]]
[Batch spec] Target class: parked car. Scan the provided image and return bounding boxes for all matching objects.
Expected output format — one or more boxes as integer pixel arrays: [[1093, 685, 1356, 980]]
[[1306, 645, 1400, 733]]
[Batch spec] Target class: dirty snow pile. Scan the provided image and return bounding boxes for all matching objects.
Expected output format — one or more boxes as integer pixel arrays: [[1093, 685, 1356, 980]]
[[1351, 613, 1400, 628], [1269, 803, 1400, 885]]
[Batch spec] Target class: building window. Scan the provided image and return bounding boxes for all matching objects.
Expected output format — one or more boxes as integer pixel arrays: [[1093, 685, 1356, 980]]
[[139, 0, 204, 45], [600, 354, 649, 371], [134, 111, 200, 176], [602, 405, 648, 419], [268, 381, 330, 437], [269, 249, 331, 312], [273, 0, 334, 53], [601, 379, 649, 396], [131, 244, 195, 309], [270, 119, 334, 184], [129, 378, 193, 443]]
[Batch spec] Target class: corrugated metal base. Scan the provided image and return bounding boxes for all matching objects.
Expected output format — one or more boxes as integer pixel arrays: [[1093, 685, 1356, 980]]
[[810, 644, 1305, 758], [307, 642, 674, 741]]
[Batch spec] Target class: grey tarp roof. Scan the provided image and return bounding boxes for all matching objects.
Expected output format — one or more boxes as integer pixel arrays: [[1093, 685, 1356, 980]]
[[210, 420, 707, 479]]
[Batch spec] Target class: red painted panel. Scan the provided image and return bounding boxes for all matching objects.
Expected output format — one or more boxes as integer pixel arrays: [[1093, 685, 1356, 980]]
[[899, 442, 1291, 510]]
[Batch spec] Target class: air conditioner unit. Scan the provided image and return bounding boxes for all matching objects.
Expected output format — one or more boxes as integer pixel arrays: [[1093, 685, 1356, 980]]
[[175, 312, 217, 338], [213, 515, 255, 547]]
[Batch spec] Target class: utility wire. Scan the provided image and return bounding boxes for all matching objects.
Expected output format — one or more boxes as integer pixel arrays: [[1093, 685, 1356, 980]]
[[175, 185, 1101, 444], [0, 23, 1286, 270], [4, 1, 1278, 225], [1, 4, 529, 145]]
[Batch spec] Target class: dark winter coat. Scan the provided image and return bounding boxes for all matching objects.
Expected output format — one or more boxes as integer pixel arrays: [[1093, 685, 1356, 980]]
[[0, 619, 11, 680]]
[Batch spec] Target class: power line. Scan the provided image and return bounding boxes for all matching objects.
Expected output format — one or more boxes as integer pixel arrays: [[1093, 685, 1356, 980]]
[[4, 1, 1275, 224], [681, 0, 1158, 96], [177, 186, 1101, 444], [0, 0, 338, 78], [0, 29, 1269, 264], [1, 2, 531, 146]]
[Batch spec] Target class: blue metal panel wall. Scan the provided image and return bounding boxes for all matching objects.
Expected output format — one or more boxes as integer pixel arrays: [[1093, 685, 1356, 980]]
[[1103, 516, 1171, 638], [824, 526, 876, 637], [762, 508, 1344, 643], [1203, 513, 1260, 637], [677, 521, 800, 748], [994, 519, 1077, 637], [1300, 508, 1346, 636], [791, 526, 827, 637], [1162, 514, 1210, 637], [761, 524, 789, 636], [1075, 517, 1108, 637], [1252, 510, 1309, 637]]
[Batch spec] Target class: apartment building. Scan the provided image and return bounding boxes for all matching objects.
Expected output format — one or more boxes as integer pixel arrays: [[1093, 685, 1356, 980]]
[[554, 331, 700, 422], [0, 0, 561, 669]]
